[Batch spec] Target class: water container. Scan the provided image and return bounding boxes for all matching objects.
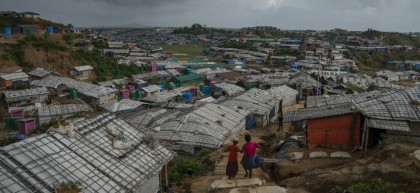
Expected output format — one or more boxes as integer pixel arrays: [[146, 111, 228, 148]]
[[183, 92, 193, 101], [47, 26, 53, 34], [68, 88, 78, 99], [203, 86, 212, 95], [213, 92, 222, 99], [344, 66, 352, 71], [291, 64, 298, 69], [159, 84, 165, 92], [169, 82, 176, 90], [187, 68, 193, 75], [3, 27, 12, 36], [132, 90, 142, 100], [385, 61, 393, 66]]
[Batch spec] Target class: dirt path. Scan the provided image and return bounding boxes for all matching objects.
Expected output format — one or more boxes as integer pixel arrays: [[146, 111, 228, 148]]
[[174, 103, 307, 193]]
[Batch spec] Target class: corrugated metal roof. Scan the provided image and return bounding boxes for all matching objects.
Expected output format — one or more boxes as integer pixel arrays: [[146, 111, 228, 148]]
[[293, 102, 356, 121], [368, 119, 411, 132], [73, 65, 94, 71], [0, 113, 174, 193]]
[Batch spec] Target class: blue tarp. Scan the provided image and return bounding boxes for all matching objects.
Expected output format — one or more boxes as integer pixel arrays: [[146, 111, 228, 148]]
[[246, 114, 257, 130]]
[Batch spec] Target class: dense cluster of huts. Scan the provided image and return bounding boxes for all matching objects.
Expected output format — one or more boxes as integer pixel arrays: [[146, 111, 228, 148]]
[[1, 26, 420, 192]]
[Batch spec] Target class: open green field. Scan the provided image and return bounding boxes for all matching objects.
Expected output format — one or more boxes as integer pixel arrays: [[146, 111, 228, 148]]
[[162, 44, 207, 59]]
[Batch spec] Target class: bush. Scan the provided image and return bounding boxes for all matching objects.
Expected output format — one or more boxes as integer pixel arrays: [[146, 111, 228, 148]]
[[352, 178, 391, 193], [71, 49, 142, 81], [168, 148, 214, 184], [169, 158, 212, 184]]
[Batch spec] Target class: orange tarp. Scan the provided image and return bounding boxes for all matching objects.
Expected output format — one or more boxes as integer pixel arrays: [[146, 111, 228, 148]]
[[307, 114, 361, 149]]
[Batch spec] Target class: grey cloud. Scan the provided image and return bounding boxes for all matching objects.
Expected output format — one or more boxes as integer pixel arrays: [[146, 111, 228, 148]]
[[0, 0, 419, 31], [71, 0, 197, 7]]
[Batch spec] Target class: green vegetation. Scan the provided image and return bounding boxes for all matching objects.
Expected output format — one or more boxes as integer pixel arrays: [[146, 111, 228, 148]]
[[4, 43, 34, 72], [62, 33, 85, 42], [219, 41, 254, 50], [360, 29, 420, 47], [243, 29, 301, 39], [0, 16, 66, 29], [168, 148, 214, 184], [173, 23, 228, 35], [3, 35, 68, 72], [345, 83, 367, 94], [92, 39, 108, 49], [71, 49, 142, 81], [353, 50, 420, 73], [352, 178, 392, 193], [328, 178, 404, 193], [162, 44, 207, 58]]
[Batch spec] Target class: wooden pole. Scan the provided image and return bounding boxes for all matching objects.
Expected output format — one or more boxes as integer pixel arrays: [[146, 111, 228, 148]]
[[165, 163, 168, 187], [364, 126, 370, 159]]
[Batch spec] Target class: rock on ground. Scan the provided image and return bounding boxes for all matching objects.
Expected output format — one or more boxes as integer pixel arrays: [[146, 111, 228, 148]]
[[255, 186, 287, 193], [330, 151, 351, 158], [309, 151, 328, 158], [289, 152, 304, 161], [414, 150, 420, 169]]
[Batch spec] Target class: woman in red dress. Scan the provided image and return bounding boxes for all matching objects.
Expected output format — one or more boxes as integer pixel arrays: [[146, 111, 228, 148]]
[[225, 138, 239, 179]]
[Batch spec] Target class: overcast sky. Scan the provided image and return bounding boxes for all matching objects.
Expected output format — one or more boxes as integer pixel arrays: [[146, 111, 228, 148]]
[[1, 0, 419, 32]]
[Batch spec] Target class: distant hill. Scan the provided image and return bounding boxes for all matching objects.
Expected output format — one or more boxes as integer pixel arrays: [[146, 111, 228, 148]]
[[360, 30, 420, 47]]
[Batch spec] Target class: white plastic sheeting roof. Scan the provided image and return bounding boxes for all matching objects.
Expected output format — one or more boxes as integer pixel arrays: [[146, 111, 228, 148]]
[[37, 104, 91, 117], [267, 85, 298, 107], [0, 113, 174, 193], [221, 88, 280, 116], [147, 103, 250, 149], [31, 76, 117, 99], [122, 108, 180, 132], [73, 65, 93, 71], [100, 99, 146, 113], [4, 87, 49, 100], [214, 82, 245, 96]]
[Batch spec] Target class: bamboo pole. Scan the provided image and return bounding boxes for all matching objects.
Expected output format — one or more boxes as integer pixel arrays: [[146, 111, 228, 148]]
[[165, 163, 168, 187], [364, 125, 370, 158]]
